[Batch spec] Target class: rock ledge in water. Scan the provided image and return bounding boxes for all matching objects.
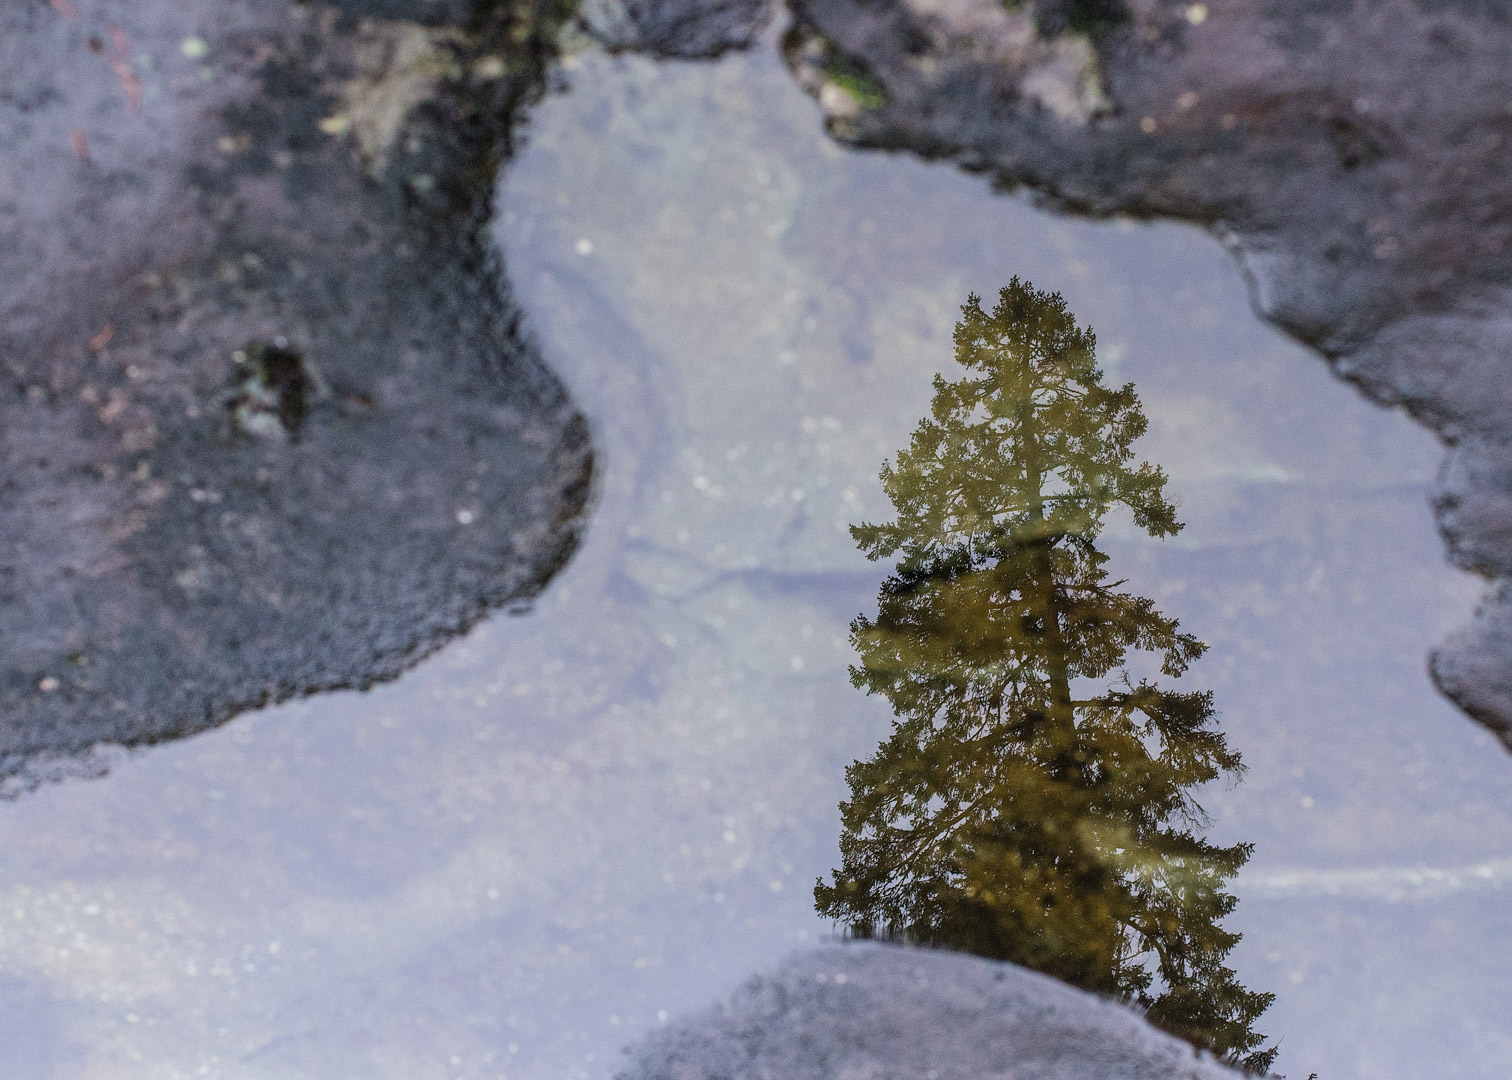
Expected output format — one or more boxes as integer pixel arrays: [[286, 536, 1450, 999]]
[[619, 943, 1240, 1080], [773, 0, 1512, 746], [0, 0, 591, 792]]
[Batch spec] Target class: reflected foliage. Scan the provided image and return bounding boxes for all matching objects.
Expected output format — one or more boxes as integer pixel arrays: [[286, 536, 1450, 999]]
[[816, 280, 1277, 1072]]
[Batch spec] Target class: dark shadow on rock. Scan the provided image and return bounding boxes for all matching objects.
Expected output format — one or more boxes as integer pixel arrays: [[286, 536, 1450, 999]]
[[324, 0, 477, 26], [577, 0, 774, 58], [0, 0, 593, 793]]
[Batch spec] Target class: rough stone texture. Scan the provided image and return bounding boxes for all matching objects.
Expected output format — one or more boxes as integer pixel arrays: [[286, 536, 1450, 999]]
[[619, 943, 1242, 1080], [577, 0, 773, 58], [0, 0, 592, 792]]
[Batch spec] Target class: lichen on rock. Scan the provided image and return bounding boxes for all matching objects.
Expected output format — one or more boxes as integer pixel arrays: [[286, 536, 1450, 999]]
[[784, 0, 1110, 143], [330, 21, 466, 176]]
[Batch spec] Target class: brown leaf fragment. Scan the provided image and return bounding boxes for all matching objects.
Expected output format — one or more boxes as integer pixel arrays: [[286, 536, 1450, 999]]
[[111, 61, 142, 112]]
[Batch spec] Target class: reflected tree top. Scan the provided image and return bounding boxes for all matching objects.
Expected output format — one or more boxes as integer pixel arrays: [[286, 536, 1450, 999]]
[[818, 280, 1278, 1073]]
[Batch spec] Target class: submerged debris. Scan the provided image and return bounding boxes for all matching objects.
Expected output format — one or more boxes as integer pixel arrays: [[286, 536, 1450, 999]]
[[228, 341, 322, 439]]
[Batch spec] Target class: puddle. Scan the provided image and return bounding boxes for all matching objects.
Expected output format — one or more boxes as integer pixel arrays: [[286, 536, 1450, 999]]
[[0, 38, 1508, 1080]]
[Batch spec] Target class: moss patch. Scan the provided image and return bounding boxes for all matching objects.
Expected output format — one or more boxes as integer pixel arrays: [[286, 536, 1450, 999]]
[[829, 67, 886, 110]]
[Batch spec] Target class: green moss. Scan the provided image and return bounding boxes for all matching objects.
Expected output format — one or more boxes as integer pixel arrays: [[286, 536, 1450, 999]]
[[827, 66, 886, 110]]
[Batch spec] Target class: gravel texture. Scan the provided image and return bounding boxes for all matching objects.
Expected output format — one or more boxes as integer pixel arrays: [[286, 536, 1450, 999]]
[[0, 0, 592, 791]]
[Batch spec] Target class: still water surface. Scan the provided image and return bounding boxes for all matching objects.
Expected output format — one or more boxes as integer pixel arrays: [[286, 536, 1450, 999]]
[[0, 38, 1509, 1080]]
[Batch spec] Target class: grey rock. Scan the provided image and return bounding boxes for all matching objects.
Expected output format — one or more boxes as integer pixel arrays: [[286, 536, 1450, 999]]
[[769, 0, 1512, 747], [0, 0, 591, 791], [325, 0, 476, 25], [577, 0, 773, 58], [619, 943, 1240, 1080]]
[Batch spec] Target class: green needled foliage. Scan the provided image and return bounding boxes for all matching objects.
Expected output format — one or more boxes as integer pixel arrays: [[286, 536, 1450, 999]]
[[816, 279, 1277, 1073]]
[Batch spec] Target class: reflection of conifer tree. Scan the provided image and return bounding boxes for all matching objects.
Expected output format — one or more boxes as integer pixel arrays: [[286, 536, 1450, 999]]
[[816, 280, 1277, 1072]]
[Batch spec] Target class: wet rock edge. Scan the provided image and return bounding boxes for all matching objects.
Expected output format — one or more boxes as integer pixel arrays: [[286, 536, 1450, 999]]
[[0, 0, 594, 792]]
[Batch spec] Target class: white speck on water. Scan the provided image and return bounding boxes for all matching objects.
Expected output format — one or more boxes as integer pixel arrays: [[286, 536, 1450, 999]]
[[575, 238, 593, 256], [456, 509, 476, 525]]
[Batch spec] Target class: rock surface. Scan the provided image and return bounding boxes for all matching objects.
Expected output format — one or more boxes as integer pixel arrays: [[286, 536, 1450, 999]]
[[619, 943, 1241, 1080], [0, 0, 591, 791], [577, 0, 773, 58], [768, 0, 1512, 746], [7, 0, 1511, 783]]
